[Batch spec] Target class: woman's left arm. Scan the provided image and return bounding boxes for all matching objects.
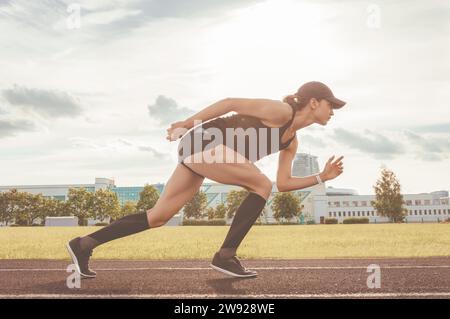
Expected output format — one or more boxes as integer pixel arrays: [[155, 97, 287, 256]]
[[276, 137, 344, 192]]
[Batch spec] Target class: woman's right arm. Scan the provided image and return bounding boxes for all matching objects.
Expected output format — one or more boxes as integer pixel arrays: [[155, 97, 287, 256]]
[[167, 98, 291, 141], [184, 98, 232, 129], [166, 98, 232, 141]]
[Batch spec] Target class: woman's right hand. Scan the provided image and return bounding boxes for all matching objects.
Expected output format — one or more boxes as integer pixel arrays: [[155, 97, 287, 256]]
[[166, 120, 190, 141], [321, 155, 344, 181]]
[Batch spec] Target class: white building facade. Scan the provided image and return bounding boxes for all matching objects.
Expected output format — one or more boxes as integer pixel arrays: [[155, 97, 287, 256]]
[[1, 177, 449, 225], [317, 189, 450, 224]]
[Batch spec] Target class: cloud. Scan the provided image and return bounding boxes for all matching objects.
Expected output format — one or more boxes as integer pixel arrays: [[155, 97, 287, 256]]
[[0, 1, 69, 35], [2, 85, 83, 118], [84, 0, 265, 33], [69, 137, 170, 160], [299, 134, 326, 148], [0, 0, 266, 42], [137, 145, 169, 160], [331, 127, 450, 162], [411, 122, 450, 134], [117, 138, 133, 146], [0, 119, 37, 138], [402, 130, 450, 161], [147, 95, 193, 125], [333, 128, 405, 159]]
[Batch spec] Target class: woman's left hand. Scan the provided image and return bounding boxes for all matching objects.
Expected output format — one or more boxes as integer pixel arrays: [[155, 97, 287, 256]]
[[166, 120, 189, 141]]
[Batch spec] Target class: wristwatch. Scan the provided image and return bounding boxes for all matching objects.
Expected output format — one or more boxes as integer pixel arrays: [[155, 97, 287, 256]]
[[315, 174, 324, 185]]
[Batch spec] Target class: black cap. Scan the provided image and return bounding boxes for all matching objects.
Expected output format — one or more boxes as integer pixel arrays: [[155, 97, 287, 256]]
[[296, 81, 346, 109]]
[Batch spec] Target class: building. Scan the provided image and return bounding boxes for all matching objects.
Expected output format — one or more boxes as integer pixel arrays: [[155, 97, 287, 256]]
[[1, 179, 449, 225], [292, 153, 320, 177], [0, 177, 323, 225], [315, 189, 450, 224], [0, 178, 164, 206], [1, 176, 449, 225]]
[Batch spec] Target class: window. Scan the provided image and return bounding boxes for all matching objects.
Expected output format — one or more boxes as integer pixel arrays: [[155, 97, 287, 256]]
[[415, 200, 422, 206], [353, 212, 356, 217], [338, 212, 341, 217], [362, 212, 365, 217], [333, 212, 337, 217], [433, 209, 437, 215], [357, 212, 360, 217], [424, 200, 430, 205], [361, 201, 367, 207], [352, 201, 358, 207], [414, 211, 417, 215], [334, 202, 341, 207], [372, 211, 375, 216], [343, 201, 350, 207], [406, 200, 412, 206], [329, 212, 332, 217], [438, 210, 441, 215], [343, 212, 346, 217]]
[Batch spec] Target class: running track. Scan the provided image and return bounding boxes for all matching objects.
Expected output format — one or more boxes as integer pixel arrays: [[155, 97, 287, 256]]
[[0, 257, 449, 299]]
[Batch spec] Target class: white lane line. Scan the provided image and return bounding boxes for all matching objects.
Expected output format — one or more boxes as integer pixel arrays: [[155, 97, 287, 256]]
[[1, 265, 450, 272], [0, 292, 450, 299]]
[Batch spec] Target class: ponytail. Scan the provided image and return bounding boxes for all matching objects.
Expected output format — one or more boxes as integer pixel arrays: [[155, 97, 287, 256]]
[[282, 94, 308, 111]]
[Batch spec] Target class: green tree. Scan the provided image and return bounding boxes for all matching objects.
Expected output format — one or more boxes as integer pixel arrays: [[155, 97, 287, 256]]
[[256, 207, 269, 224], [48, 197, 66, 217], [271, 191, 302, 223], [214, 203, 227, 219], [25, 194, 47, 225], [93, 189, 120, 222], [118, 201, 138, 220], [6, 190, 23, 225], [225, 189, 249, 219], [10, 190, 31, 225], [0, 191, 15, 226], [66, 188, 94, 226], [373, 168, 407, 223], [41, 197, 65, 222], [206, 207, 215, 220], [183, 191, 207, 219], [136, 185, 160, 212]]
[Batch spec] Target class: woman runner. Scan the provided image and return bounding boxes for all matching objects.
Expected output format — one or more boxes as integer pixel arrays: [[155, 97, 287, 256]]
[[67, 81, 346, 278]]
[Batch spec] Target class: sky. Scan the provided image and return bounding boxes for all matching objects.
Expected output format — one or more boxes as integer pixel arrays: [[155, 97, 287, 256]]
[[0, 0, 449, 195]]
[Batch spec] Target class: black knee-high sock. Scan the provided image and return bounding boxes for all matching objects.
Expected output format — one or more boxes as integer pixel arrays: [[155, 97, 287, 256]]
[[80, 212, 150, 250], [220, 192, 266, 256]]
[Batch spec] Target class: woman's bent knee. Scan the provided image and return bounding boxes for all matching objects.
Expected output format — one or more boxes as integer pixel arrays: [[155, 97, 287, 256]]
[[146, 210, 169, 228], [248, 176, 273, 199]]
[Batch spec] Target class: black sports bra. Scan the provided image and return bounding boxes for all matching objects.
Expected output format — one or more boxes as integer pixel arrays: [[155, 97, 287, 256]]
[[179, 102, 297, 163], [220, 102, 296, 148], [202, 102, 297, 161]]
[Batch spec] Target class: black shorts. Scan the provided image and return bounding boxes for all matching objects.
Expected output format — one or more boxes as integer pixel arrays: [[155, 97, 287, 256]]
[[177, 114, 286, 177], [178, 117, 227, 178]]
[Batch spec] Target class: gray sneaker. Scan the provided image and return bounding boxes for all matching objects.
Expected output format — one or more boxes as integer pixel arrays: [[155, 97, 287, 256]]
[[210, 252, 257, 278]]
